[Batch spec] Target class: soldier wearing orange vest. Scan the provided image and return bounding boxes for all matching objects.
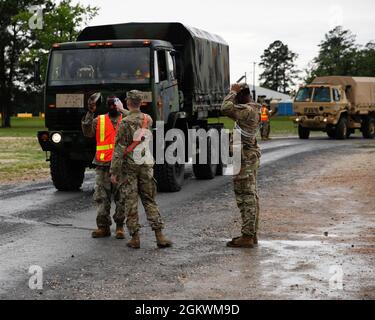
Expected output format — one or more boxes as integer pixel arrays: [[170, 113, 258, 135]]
[[260, 103, 271, 141], [82, 93, 130, 239]]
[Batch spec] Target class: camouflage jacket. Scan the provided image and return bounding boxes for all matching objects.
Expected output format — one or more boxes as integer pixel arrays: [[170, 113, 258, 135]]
[[110, 111, 153, 175], [81, 109, 129, 167], [221, 91, 261, 157]]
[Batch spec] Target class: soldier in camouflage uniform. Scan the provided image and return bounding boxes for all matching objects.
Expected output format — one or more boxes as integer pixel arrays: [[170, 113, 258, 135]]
[[221, 83, 261, 248], [110, 90, 172, 249], [82, 94, 129, 239]]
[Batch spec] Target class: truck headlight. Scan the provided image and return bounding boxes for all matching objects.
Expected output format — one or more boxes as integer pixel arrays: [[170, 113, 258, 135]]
[[51, 133, 62, 144], [295, 118, 300, 122], [323, 118, 328, 123]]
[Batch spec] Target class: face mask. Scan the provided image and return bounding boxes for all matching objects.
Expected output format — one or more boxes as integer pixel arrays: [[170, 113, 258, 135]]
[[108, 107, 119, 117]]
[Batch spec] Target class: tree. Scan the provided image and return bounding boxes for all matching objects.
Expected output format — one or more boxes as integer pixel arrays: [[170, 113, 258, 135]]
[[356, 42, 375, 77], [310, 26, 358, 79], [259, 40, 299, 94], [0, 0, 49, 127], [0, 0, 99, 128]]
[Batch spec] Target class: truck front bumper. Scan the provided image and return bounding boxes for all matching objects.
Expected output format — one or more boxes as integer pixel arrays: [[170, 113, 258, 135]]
[[292, 115, 337, 130], [37, 130, 95, 163]]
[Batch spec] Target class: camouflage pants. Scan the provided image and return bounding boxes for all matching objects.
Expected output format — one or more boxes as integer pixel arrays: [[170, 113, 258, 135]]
[[122, 164, 164, 236], [94, 166, 126, 228], [261, 121, 270, 139], [233, 150, 260, 237]]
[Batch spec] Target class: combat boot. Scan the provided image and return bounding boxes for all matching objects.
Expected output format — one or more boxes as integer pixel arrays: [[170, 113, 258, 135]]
[[127, 233, 140, 249], [155, 230, 172, 248], [115, 225, 125, 240], [226, 236, 255, 248], [92, 227, 111, 238]]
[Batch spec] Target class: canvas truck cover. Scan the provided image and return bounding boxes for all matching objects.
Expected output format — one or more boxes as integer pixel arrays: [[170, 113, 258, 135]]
[[312, 76, 375, 107], [78, 23, 230, 107]]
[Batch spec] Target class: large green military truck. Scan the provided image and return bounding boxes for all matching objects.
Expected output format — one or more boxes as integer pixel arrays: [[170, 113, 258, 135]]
[[293, 76, 375, 140], [37, 23, 230, 192]]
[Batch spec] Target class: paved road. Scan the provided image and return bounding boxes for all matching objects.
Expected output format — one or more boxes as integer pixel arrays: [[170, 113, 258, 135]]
[[0, 136, 374, 299]]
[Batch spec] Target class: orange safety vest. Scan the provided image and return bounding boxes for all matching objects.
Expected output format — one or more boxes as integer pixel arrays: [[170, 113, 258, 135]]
[[261, 107, 269, 122], [96, 114, 123, 162]]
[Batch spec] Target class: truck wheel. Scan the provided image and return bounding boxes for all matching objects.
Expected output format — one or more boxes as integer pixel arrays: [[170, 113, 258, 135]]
[[326, 127, 336, 139], [335, 118, 348, 140], [362, 116, 375, 139], [298, 125, 310, 140], [193, 136, 217, 180], [154, 163, 185, 192], [50, 152, 85, 191]]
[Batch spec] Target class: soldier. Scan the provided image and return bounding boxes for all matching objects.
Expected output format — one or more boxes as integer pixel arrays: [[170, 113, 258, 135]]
[[110, 90, 172, 249], [221, 83, 261, 248], [82, 93, 130, 239], [260, 103, 271, 141]]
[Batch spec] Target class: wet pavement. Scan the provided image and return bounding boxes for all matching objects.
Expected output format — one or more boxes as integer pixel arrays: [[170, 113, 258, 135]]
[[0, 136, 374, 300]]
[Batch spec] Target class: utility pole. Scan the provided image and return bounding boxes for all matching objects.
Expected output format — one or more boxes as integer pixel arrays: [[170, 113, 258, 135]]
[[252, 62, 256, 102]]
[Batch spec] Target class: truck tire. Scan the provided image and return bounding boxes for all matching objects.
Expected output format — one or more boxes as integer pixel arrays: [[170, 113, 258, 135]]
[[193, 136, 217, 180], [50, 152, 85, 191], [326, 127, 336, 139], [335, 117, 348, 140], [362, 116, 375, 139], [298, 125, 310, 140], [154, 163, 185, 192]]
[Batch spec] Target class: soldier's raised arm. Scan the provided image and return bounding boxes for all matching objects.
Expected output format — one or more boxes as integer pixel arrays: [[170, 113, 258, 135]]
[[221, 84, 249, 121], [81, 111, 97, 138]]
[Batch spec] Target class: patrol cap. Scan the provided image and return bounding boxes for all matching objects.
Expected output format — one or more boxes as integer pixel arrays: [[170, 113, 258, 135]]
[[127, 90, 143, 103]]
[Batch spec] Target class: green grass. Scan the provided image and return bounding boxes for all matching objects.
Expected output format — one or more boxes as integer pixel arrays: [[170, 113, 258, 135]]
[[209, 116, 298, 136], [0, 117, 46, 137]]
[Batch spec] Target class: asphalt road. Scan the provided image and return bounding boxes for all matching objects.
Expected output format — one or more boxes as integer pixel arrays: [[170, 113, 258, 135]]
[[0, 136, 374, 300]]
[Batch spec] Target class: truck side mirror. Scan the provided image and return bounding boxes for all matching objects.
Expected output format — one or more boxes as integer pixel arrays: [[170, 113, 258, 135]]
[[34, 58, 42, 86]]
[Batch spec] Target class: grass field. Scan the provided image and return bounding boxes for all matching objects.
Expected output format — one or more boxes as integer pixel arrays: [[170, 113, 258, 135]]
[[0, 117, 46, 137], [0, 118, 48, 183]]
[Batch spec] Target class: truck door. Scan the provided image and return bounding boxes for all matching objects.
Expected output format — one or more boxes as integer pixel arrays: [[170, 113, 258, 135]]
[[154, 50, 179, 125]]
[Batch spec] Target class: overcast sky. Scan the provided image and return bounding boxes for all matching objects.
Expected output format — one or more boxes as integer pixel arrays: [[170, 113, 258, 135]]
[[76, 0, 375, 86]]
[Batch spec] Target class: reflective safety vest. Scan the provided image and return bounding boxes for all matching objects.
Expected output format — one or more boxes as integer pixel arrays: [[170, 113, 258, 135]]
[[261, 107, 269, 122], [96, 114, 123, 162]]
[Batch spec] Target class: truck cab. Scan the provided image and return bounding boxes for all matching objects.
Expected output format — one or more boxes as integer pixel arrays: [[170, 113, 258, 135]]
[[37, 23, 230, 192]]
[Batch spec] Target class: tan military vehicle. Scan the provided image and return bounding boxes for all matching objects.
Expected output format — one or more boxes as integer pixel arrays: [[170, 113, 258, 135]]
[[293, 76, 375, 139]]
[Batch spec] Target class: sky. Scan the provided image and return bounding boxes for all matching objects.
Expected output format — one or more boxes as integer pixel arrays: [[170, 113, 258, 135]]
[[74, 0, 375, 86]]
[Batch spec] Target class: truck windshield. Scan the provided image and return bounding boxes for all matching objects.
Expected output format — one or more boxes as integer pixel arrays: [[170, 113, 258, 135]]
[[313, 87, 331, 102], [295, 87, 313, 102], [48, 47, 150, 86]]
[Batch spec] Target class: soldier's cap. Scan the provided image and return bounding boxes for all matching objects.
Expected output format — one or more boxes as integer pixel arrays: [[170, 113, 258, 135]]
[[126, 90, 143, 103]]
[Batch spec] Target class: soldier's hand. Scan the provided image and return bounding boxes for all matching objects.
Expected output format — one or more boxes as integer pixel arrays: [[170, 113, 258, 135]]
[[110, 174, 119, 185], [231, 84, 242, 93], [88, 103, 96, 113]]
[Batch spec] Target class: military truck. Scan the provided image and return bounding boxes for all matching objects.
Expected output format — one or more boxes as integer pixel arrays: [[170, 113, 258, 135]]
[[293, 76, 375, 140], [36, 23, 230, 192]]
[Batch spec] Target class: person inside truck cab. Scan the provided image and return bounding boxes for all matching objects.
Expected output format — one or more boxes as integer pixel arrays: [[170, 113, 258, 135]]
[[134, 58, 151, 80]]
